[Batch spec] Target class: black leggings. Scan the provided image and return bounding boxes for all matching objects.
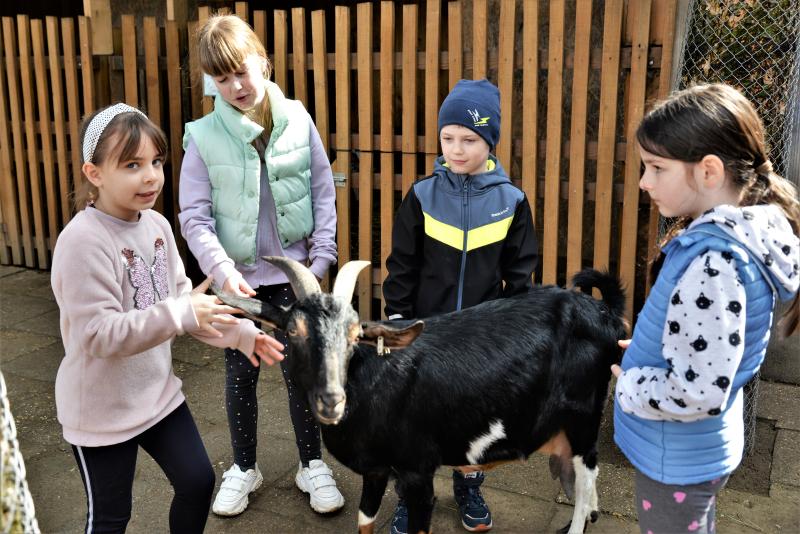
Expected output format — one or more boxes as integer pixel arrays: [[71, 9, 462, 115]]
[[224, 283, 321, 469], [71, 402, 214, 534]]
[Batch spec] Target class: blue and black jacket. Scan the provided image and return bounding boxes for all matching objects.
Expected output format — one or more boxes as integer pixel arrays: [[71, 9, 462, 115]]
[[383, 155, 538, 319]]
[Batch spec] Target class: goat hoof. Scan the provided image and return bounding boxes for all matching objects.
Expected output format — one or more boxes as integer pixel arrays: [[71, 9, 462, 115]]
[[556, 521, 571, 534], [590, 510, 599, 523]]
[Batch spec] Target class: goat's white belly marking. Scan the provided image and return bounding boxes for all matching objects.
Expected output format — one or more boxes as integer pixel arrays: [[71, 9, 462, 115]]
[[466, 420, 506, 464]]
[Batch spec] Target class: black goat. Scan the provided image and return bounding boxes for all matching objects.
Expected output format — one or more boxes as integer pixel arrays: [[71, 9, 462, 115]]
[[214, 257, 626, 534]]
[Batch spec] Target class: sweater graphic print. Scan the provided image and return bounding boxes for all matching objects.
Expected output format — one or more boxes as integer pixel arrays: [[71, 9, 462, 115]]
[[121, 237, 169, 310]]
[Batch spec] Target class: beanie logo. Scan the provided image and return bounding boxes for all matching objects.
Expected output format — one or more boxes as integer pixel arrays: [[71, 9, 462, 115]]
[[467, 108, 490, 127]]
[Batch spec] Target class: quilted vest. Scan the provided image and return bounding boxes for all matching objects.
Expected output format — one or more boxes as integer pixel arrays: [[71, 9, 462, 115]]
[[183, 80, 313, 265], [614, 223, 775, 485]]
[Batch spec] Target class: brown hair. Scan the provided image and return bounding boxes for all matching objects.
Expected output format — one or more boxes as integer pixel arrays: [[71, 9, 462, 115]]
[[639, 83, 800, 336], [73, 105, 168, 212], [197, 14, 272, 131]]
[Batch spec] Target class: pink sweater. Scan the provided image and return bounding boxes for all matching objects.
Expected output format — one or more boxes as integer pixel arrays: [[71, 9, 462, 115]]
[[51, 207, 260, 446]]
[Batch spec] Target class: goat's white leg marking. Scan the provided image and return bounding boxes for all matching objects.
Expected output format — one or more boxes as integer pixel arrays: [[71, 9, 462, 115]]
[[466, 420, 506, 465], [568, 455, 598, 534], [358, 510, 376, 527]]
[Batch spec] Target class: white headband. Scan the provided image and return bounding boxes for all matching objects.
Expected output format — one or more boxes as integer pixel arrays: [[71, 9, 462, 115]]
[[82, 103, 146, 163]]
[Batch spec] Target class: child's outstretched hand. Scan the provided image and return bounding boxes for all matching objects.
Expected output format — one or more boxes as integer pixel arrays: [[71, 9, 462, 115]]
[[610, 339, 631, 378], [191, 276, 242, 337], [223, 273, 256, 297], [245, 332, 286, 367]]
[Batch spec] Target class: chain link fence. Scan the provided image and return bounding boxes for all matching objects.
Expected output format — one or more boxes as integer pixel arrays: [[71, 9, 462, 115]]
[[673, 0, 800, 455], [1, 371, 40, 534]]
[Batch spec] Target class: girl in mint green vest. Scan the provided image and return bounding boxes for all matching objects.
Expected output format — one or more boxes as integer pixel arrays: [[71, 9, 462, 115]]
[[612, 84, 799, 534], [178, 14, 342, 519]]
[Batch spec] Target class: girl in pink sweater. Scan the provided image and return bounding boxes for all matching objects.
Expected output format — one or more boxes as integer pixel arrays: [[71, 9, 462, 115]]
[[51, 103, 285, 533]]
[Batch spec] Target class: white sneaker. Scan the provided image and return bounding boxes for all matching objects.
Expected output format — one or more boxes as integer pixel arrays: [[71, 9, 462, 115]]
[[294, 459, 345, 513], [212, 463, 263, 517]]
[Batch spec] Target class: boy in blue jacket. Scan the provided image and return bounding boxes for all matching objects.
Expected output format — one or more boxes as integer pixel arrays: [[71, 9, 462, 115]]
[[383, 78, 539, 533]]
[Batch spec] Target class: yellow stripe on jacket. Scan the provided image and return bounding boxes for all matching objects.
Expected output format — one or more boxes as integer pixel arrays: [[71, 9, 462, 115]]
[[423, 212, 515, 251]]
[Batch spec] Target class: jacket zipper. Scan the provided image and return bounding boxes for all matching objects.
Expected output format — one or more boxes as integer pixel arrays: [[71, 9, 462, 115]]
[[456, 174, 470, 311]]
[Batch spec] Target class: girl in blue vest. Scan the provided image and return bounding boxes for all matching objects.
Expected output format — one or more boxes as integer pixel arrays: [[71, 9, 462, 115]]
[[178, 14, 341, 518], [612, 83, 799, 534]]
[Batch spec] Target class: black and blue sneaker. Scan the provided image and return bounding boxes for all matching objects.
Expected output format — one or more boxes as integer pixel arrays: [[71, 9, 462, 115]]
[[389, 498, 409, 534], [453, 470, 493, 532]]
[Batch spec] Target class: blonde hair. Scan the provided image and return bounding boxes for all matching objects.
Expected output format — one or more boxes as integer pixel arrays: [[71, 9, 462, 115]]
[[73, 105, 167, 212], [197, 14, 273, 130], [640, 84, 800, 337]]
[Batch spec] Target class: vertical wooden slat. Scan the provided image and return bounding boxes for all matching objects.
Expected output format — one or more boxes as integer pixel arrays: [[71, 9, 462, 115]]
[[541, 0, 564, 285], [592, 0, 624, 273], [472, 0, 487, 79], [357, 1, 373, 317], [166, 20, 183, 235], [187, 20, 202, 120], [32, 19, 59, 254], [0, 19, 20, 263], [495, 0, 515, 169], [235, 2, 248, 22], [78, 16, 94, 112], [521, 0, 538, 226], [646, 0, 679, 293], [274, 10, 288, 92], [566, 0, 593, 279], [291, 8, 307, 105], [447, 1, 462, 89], [253, 10, 267, 46], [143, 17, 160, 124], [62, 18, 82, 192], [82, 0, 112, 54], [311, 10, 328, 149], [619, 0, 652, 318], [334, 5, 351, 266], [379, 1, 395, 318], [424, 0, 440, 174], [198, 7, 211, 116], [47, 17, 71, 227], [121, 15, 137, 106], [401, 4, 418, 195], [143, 17, 162, 212], [18, 15, 48, 268]]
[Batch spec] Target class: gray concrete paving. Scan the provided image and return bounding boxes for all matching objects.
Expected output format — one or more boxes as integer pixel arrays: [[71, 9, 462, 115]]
[[1, 265, 798, 533]]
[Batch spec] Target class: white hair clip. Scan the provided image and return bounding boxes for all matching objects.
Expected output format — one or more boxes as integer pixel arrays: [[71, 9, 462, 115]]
[[82, 103, 146, 163]]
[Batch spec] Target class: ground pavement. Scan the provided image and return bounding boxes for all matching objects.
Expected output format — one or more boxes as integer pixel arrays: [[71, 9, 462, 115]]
[[1, 265, 799, 533]]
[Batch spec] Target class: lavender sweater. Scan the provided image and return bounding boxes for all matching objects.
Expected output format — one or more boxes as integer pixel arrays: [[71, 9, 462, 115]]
[[178, 120, 337, 288], [52, 208, 261, 446]]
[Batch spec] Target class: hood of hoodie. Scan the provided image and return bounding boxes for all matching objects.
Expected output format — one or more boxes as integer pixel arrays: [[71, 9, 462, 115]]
[[431, 154, 511, 193], [687, 204, 800, 301]]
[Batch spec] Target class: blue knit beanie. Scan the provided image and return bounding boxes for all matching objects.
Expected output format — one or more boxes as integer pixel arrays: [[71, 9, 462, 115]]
[[437, 78, 501, 149]]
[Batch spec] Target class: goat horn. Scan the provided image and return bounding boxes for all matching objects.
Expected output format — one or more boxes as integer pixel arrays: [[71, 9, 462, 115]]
[[332, 261, 372, 302], [262, 256, 321, 300]]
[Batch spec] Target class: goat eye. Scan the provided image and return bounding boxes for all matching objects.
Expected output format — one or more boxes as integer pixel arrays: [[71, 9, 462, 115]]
[[287, 328, 298, 337]]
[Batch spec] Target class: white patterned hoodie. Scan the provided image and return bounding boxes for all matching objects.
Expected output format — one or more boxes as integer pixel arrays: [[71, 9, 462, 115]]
[[616, 204, 799, 421]]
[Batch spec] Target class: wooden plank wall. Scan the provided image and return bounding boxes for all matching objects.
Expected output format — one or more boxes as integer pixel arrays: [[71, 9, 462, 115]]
[[0, 1, 677, 322]]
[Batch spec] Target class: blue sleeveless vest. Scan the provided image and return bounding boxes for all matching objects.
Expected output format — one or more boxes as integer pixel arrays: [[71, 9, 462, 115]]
[[614, 223, 775, 484]]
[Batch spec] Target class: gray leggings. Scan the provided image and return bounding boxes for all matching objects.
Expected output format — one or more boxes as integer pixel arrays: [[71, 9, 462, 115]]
[[635, 470, 729, 534]]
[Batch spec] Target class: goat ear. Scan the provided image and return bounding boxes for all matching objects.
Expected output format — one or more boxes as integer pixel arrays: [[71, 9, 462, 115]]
[[359, 320, 424, 349], [211, 286, 288, 330]]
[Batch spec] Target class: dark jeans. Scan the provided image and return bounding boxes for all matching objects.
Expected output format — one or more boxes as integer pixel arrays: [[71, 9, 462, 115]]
[[71, 402, 214, 534], [224, 283, 322, 469]]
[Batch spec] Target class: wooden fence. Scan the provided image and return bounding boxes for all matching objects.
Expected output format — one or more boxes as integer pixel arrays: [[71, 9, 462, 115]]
[[0, 0, 679, 321]]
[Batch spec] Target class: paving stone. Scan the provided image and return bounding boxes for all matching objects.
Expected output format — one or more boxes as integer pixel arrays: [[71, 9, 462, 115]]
[[0, 327, 60, 363], [0, 265, 25, 278], [0, 293, 58, 329], [771, 429, 800, 489], [757, 380, 800, 431], [12, 308, 61, 337], [0, 269, 55, 300]]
